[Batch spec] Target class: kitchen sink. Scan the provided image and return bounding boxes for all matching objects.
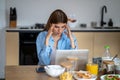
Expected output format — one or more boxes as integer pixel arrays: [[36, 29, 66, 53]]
[[93, 27, 120, 29]]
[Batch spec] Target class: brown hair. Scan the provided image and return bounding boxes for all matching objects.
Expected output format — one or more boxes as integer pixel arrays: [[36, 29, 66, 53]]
[[44, 9, 68, 31]]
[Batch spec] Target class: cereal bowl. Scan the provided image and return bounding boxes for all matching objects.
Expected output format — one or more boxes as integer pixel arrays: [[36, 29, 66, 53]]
[[44, 65, 65, 77]]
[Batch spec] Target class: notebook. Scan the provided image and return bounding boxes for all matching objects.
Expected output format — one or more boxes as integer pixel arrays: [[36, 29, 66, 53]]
[[55, 49, 89, 70]]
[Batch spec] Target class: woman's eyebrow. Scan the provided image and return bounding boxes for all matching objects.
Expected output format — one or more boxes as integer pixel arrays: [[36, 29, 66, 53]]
[[61, 26, 65, 28], [55, 25, 65, 28]]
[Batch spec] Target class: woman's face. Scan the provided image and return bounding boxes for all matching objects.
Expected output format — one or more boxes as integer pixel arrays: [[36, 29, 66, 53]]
[[52, 23, 66, 35]]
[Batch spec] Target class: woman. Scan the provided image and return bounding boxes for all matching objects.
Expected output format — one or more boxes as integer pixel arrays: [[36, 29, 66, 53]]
[[36, 9, 78, 66]]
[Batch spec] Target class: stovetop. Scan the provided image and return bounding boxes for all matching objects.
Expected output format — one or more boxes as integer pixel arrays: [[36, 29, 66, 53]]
[[19, 23, 45, 29], [19, 27, 30, 29]]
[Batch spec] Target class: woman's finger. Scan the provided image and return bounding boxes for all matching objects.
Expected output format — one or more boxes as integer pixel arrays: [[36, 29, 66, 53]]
[[50, 24, 54, 31]]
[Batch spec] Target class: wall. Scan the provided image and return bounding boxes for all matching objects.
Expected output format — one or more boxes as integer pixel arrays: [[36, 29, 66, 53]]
[[0, 0, 6, 79], [0, 0, 6, 28], [0, 29, 5, 79], [6, 0, 120, 27]]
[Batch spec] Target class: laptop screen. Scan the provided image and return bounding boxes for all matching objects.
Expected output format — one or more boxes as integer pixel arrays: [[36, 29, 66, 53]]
[[55, 49, 89, 70]]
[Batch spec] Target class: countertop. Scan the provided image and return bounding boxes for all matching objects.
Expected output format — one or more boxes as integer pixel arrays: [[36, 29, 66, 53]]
[[6, 27, 120, 32], [5, 66, 102, 80]]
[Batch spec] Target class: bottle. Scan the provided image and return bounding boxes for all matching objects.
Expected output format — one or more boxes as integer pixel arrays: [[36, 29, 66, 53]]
[[9, 7, 17, 28], [104, 45, 111, 58], [108, 18, 113, 26]]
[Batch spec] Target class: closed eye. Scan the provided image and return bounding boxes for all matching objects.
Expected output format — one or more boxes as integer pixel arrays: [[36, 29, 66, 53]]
[[55, 26, 65, 29], [55, 26, 59, 28]]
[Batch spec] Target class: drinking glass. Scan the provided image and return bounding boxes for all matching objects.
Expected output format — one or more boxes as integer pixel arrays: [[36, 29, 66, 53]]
[[86, 63, 98, 75], [67, 56, 78, 71]]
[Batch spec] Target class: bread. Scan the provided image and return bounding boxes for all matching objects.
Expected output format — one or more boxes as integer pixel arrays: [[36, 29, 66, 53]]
[[77, 71, 92, 79]]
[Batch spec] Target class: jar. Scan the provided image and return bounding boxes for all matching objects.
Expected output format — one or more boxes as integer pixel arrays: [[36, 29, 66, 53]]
[[102, 60, 115, 74], [60, 61, 73, 80], [67, 56, 78, 71]]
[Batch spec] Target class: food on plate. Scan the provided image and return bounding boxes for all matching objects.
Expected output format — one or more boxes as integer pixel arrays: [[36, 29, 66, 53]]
[[76, 70, 92, 79], [104, 74, 120, 80], [59, 72, 72, 80]]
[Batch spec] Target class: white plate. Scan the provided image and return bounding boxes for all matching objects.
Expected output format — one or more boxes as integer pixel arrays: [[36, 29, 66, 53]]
[[73, 71, 97, 80], [100, 74, 120, 80]]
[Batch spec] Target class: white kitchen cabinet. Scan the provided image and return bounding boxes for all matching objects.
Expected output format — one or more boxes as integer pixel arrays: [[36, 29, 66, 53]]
[[6, 32, 19, 65]]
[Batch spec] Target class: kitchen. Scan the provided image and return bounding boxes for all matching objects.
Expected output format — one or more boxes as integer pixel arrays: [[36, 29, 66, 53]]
[[0, 0, 120, 79]]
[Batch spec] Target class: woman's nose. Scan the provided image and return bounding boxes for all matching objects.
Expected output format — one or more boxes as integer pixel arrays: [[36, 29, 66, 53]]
[[58, 28, 61, 32]]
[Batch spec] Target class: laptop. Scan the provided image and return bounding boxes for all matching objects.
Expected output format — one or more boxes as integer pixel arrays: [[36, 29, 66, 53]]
[[55, 49, 89, 70]]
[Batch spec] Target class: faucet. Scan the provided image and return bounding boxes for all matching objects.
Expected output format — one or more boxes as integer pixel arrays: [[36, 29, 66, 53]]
[[100, 5, 107, 27]]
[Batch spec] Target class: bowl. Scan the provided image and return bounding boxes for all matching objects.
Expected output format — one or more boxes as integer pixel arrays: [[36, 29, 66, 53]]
[[44, 65, 65, 77], [100, 74, 120, 80], [102, 57, 113, 61], [68, 20, 78, 28]]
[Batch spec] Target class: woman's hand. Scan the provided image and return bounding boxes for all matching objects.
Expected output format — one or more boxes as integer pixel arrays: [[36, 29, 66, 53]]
[[65, 25, 75, 48], [45, 24, 54, 46], [47, 24, 54, 38], [65, 25, 73, 40]]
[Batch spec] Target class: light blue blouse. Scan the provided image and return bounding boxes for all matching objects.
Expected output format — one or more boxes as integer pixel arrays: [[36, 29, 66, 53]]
[[36, 31, 78, 65]]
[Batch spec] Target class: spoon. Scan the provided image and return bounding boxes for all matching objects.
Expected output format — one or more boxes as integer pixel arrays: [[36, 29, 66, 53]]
[[112, 54, 118, 61]]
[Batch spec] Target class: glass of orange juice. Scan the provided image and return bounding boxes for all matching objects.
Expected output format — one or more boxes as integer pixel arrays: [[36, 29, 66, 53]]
[[86, 63, 98, 75]]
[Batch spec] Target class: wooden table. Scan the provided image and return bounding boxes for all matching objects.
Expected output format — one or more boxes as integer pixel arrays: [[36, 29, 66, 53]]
[[5, 66, 102, 80]]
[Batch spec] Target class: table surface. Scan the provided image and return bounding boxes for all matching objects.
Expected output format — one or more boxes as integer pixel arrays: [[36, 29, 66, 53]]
[[5, 66, 102, 80]]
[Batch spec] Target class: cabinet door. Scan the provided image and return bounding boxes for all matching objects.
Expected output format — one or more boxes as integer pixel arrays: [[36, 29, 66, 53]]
[[6, 32, 19, 65], [73, 32, 94, 62], [94, 32, 120, 58]]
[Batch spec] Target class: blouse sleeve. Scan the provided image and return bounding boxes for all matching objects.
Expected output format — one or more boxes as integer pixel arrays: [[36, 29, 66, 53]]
[[36, 32, 52, 65]]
